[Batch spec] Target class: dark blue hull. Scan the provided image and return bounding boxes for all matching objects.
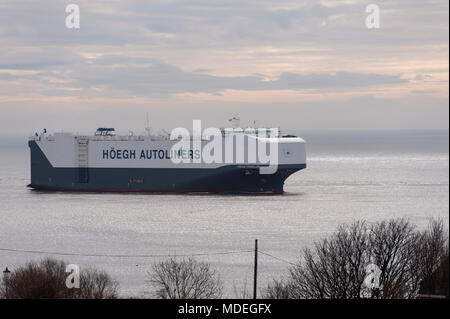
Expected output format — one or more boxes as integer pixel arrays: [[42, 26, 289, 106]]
[[28, 141, 305, 193]]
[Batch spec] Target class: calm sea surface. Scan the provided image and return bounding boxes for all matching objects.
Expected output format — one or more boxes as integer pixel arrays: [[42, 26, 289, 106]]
[[0, 130, 448, 297]]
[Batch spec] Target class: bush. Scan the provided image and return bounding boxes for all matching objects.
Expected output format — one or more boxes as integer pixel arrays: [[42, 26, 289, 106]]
[[148, 257, 223, 299], [75, 268, 119, 299], [0, 258, 118, 299], [264, 279, 292, 299]]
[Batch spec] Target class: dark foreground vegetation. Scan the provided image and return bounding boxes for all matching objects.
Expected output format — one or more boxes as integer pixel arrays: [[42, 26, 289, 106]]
[[264, 218, 448, 299], [1, 218, 448, 299], [0, 259, 118, 299], [148, 257, 223, 299]]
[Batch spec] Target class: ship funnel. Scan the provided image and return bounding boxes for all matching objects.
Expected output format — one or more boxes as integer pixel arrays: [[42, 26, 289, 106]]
[[228, 116, 240, 128]]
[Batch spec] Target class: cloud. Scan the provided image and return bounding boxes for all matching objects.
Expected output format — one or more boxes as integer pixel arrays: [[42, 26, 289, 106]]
[[0, 73, 16, 80], [263, 71, 406, 89], [74, 58, 407, 95], [0, 48, 85, 70], [0, 0, 447, 133], [0, 54, 407, 96], [0, 0, 447, 48], [411, 89, 436, 94]]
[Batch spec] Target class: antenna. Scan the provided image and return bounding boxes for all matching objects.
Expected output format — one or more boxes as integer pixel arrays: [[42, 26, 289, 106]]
[[145, 112, 151, 136]]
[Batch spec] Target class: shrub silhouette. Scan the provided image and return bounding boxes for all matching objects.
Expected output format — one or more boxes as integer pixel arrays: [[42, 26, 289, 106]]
[[148, 257, 223, 299], [0, 258, 118, 299]]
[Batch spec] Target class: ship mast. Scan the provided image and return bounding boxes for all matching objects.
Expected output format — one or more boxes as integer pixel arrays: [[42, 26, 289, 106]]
[[145, 112, 151, 136]]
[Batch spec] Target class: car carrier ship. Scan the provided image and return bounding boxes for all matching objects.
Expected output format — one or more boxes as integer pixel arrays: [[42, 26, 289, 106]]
[[28, 121, 306, 193]]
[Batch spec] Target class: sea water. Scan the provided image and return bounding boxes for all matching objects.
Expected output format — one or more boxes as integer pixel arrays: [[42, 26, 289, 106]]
[[0, 130, 448, 297]]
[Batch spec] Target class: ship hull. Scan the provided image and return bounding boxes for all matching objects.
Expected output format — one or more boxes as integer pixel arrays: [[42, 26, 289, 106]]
[[28, 141, 305, 193]]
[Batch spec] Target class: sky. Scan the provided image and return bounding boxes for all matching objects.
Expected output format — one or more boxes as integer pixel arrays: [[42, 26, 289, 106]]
[[0, 0, 448, 136]]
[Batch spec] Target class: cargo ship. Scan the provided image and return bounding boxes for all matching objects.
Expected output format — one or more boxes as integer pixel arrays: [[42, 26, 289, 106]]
[[28, 121, 306, 193]]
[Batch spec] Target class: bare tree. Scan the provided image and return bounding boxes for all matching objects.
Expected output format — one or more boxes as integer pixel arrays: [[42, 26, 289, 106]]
[[276, 218, 448, 299], [264, 278, 292, 299], [148, 257, 223, 299], [417, 219, 449, 297], [0, 258, 69, 299], [289, 221, 369, 299], [0, 258, 118, 299], [368, 218, 448, 298], [75, 268, 119, 299], [368, 218, 420, 298], [232, 278, 252, 299]]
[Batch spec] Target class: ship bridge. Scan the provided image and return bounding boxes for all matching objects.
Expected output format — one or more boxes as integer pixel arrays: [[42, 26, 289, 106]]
[[95, 128, 116, 136]]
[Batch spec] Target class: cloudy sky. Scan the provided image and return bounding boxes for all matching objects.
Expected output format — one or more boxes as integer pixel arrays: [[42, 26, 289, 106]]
[[0, 0, 448, 136]]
